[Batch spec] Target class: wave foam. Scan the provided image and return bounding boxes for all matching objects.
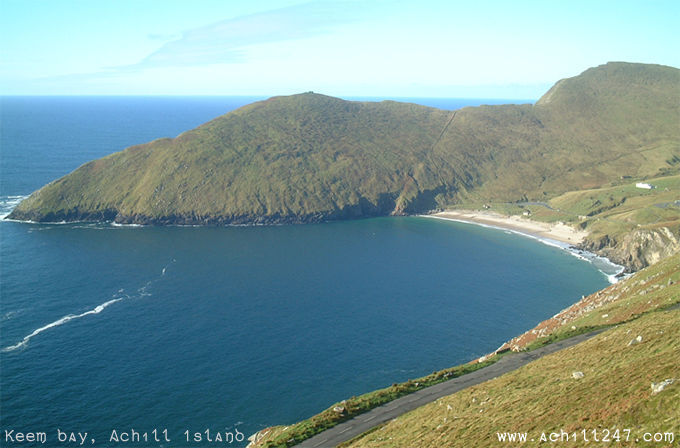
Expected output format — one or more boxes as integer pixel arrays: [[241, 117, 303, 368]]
[[111, 222, 145, 228], [0, 195, 29, 220], [1, 309, 24, 322], [1, 298, 124, 352], [2, 261, 174, 353], [423, 214, 625, 283]]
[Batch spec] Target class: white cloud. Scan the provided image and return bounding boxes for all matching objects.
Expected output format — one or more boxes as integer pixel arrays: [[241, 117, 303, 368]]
[[127, 1, 361, 69]]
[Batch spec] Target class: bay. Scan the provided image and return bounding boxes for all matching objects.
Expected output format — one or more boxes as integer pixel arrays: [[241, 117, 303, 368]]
[[0, 96, 607, 446]]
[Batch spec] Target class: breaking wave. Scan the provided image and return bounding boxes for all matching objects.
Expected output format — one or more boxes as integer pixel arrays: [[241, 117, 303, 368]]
[[0, 195, 29, 220], [423, 215, 625, 283], [2, 298, 124, 352], [2, 261, 174, 353]]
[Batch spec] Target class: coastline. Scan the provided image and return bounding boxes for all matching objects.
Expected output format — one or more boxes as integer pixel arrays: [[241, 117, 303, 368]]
[[3, 196, 626, 282], [429, 209, 587, 245], [425, 209, 625, 283]]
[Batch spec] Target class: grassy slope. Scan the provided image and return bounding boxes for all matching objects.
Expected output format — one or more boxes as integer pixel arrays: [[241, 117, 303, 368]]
[[249, 254, 679, 447], [436, 62, 680, 202], [496, 252, 679, 352], [342, 254, 680, 448], [452, 174, 680, 270], [343, 308, 679, 448], [10, 96, 452, 223], [551, 176, 680, 270], [455, 173, 680, 223], [248, 357, 504, 447], [9, 62, 680, 224]]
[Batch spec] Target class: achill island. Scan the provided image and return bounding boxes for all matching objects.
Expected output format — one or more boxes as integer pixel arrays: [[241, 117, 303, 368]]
[[7, 61, 680, 446], [9, 62, 679, 271]]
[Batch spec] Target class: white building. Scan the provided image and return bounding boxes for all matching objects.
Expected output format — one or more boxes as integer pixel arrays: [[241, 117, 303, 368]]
[[635, 182, 654, 189]]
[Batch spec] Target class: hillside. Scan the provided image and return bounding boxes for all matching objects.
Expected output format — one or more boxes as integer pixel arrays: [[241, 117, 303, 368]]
[[450, 174, 680, 271], [248, 254, 679, 448], [9, 62, 680, 228], [8, 95, 452, 224], [343, 315, 679, 448], [342, 256, 679, 448]]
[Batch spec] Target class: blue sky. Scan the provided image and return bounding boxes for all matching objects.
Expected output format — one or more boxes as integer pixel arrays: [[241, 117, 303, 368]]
[[1, 0, 678, 98]]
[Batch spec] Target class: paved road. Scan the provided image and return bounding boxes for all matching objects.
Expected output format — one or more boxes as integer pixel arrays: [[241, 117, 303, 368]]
[[296, 329, 607, 447]]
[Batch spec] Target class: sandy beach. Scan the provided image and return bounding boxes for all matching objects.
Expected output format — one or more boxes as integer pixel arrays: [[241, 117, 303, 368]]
[[429, 210, 588, 246]]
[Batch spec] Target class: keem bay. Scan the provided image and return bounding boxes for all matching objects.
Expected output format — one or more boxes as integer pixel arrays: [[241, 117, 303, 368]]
[[1, 97, 611, 446]]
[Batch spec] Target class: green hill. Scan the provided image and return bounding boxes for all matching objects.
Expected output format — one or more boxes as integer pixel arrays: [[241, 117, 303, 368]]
[[8, 62, 680, 226], [9, 94, 452, 223]]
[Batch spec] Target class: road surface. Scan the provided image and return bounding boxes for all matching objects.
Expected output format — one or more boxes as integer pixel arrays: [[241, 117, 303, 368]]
[[296, 329, 607, 447]]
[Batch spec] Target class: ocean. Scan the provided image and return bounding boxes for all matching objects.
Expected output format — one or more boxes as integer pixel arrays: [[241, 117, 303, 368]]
[[0, 96, 609, 447]]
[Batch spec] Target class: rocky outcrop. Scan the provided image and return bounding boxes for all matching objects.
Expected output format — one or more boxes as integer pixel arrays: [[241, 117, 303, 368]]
[[246, 428, 275, 448], [651, 378, 676, 395], [580, 226, 680, 272], [627, 335, 643, 346]]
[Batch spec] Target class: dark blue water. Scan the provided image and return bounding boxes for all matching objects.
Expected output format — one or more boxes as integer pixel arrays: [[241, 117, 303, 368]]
[[0, 97, 606, 447]]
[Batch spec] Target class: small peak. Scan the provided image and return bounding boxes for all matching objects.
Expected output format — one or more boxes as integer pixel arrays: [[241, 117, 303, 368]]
[[268, 91, 341, 102]]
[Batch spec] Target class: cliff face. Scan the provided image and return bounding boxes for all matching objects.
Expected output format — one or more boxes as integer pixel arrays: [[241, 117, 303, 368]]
[[581, 226, 680, 272]]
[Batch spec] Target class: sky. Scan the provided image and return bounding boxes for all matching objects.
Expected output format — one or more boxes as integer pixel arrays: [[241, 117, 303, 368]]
[[1, 0, 678, 99]]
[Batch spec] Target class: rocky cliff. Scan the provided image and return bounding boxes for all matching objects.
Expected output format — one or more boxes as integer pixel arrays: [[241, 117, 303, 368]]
[[581, 226, 680, 272]]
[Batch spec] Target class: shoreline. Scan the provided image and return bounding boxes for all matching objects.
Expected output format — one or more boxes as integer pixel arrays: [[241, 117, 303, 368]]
[[429, 209, 587, 245], [425, 209, 625, 283], [3, 199, 626, 282]]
